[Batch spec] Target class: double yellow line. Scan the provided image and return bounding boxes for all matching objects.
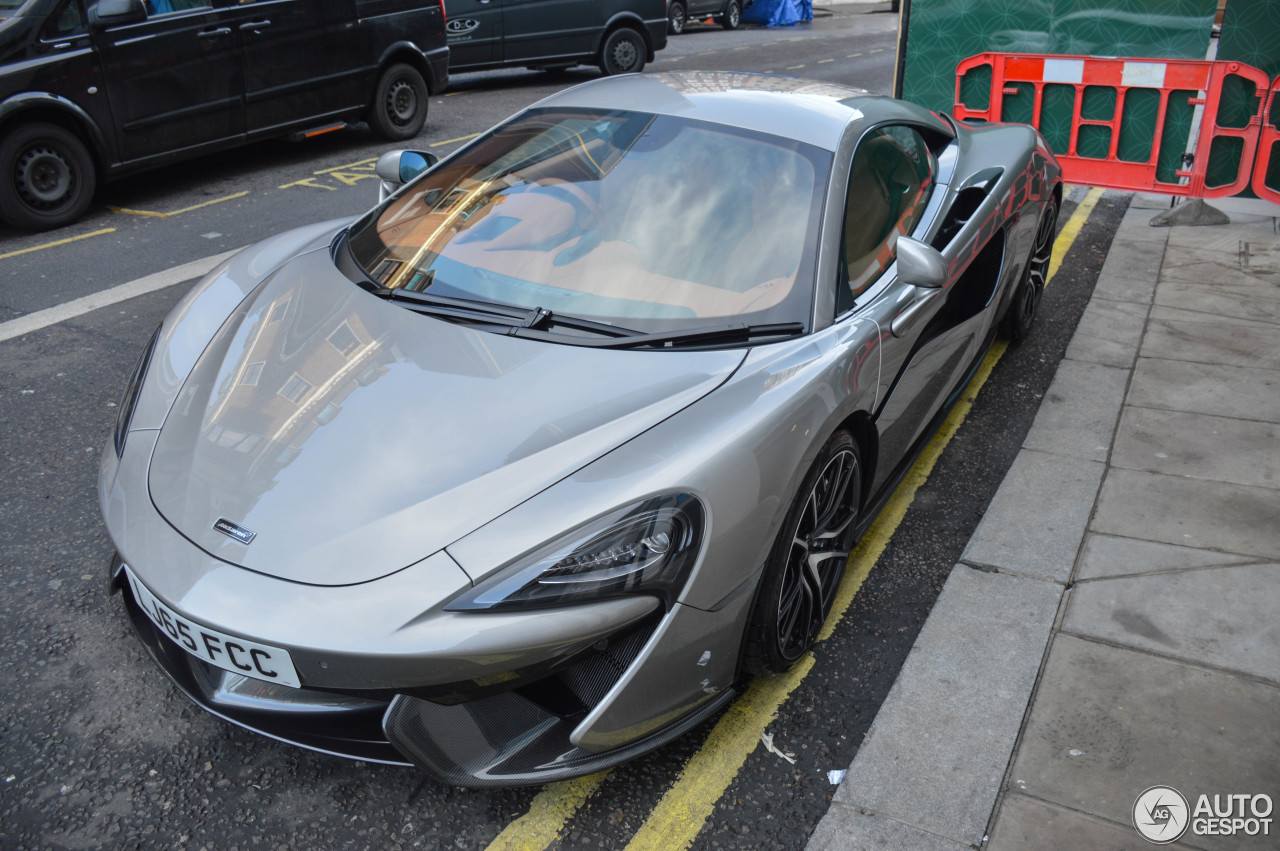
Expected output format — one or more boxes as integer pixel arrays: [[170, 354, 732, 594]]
[[487, 187, 1106, 851]]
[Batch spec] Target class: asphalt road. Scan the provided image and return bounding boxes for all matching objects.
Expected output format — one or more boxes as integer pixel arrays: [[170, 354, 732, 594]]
[[0, 8, 1129, 850]]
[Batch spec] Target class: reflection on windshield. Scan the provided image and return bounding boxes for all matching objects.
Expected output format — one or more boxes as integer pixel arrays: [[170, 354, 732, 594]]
[[347, 108, 830, 332]]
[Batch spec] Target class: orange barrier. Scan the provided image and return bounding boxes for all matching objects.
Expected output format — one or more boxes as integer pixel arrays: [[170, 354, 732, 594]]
[[954, 53, 1272, 199], [1254, 77, 1280, 204]]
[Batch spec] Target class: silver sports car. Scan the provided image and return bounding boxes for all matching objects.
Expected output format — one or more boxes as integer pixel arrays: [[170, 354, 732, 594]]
[[100, 71, 1061, 787]]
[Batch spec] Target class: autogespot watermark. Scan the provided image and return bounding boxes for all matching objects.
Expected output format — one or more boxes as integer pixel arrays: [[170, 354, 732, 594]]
[[1133, 786, 1274, 844]]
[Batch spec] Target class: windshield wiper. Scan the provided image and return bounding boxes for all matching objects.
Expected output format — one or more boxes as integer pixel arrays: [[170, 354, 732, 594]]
[[561, 322, 806, 350], [375, 288, 645, 340]]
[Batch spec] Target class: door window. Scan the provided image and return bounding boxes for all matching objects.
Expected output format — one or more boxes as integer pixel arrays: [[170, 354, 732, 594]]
[[837, 125, 935, 314], [44, 0, 88, 38]]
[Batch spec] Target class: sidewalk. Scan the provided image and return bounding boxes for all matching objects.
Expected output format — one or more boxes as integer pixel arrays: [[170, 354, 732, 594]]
[[807, 192, 1280, 850]]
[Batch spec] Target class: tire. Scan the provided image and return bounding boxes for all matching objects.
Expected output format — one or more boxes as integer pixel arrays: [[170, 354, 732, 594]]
[[1001, 197, 1059, 342], [721, 0, 742, 29], [0, 122, 97, 231], [668, 1, 686, 34], [743, 430, 862, 676], [370, 63, 429, 141], [598, 27, 646, 76]]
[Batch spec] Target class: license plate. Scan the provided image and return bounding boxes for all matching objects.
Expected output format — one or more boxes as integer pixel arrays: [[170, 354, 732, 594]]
[[125, 566, 301, 689]]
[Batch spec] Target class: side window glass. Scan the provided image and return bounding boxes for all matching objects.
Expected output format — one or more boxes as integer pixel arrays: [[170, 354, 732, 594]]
[[44, 0, 88, 38], [837, 125, 936, 314], [145, 0, 210, 15]]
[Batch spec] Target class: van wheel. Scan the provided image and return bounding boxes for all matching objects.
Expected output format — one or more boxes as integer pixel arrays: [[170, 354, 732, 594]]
[[0, 122, 97, 231], [599, 27, 646, 75], [722, 0, 742, 29], [668, 1, 686, 34], [371, 63, 428, 141]]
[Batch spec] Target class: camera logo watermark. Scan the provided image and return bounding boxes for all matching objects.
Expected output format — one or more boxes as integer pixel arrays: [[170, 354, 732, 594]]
[[1133, 786, 1189, 843], [1134, 787, 1274, 843]]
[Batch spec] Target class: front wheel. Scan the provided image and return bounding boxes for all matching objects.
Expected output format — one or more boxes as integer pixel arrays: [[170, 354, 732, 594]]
[[598, 27, 646, 75], [1002, 197, 1059, 342], [668, 1, 687, 34], [370, 63, 429, 141], [722, 0, 742, 29], [743, 431, 862, 676], [0, 122, 97, 231]]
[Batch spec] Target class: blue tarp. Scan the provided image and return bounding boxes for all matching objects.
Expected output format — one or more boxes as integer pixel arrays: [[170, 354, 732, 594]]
[[742, 0, 812, 27]]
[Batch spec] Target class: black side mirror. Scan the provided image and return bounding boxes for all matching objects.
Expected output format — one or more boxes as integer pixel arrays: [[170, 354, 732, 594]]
[[375, 150, 439, 201], [91, 0, 148, 27]]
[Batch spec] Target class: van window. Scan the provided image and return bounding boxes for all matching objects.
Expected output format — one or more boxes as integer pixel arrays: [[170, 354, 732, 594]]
[[44, 0, 88, 37]]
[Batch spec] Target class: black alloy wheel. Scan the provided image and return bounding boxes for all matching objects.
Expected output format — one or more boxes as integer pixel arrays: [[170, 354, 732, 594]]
[[599, 27, 646, 75], [0, 122, 97, 231], [1002, 197, 1059, 342], [722, 0, 742, 29], [744, 431, 862, 675], [668, 1, 686, 34], [370, 63, 429, 141]]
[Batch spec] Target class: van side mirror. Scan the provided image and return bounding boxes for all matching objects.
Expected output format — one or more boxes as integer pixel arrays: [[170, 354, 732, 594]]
[[375, 150, 439, 201], [91, 0, 147, 27], [895, 237, 948, 289]]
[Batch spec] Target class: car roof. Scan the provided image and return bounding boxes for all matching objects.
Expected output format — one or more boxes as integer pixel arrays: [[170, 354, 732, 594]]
[[533, 71, 936, 152]]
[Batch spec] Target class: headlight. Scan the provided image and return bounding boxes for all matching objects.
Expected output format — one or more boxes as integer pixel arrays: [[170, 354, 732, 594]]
[[114, 326, 161, 457], [446, 494, 705, 612]]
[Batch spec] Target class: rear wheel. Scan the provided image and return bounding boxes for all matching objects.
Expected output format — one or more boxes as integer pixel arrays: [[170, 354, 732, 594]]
[[598, 27, 646, 75], [722, 0, 742, 29], [0, 122, 97, 231], [743, 431, 862, 676], [668, 1, 686, 34], [1002, 197, 1058, 342], [370, 63, 428, 141]]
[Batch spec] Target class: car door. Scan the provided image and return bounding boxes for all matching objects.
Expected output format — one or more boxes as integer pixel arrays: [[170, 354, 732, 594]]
[[501, 0, 596, 64], [93, 0, 245, 162], [233, 0, 365, 135], [444, 0, 502, 68], [835, 125, 977, 495]]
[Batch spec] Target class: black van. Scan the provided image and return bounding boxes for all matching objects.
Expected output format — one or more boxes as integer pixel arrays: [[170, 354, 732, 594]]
[[0, 0, 449, 230], [444, 0, 666, 77]]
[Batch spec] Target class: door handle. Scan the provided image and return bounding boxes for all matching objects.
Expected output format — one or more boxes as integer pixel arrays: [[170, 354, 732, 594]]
[[197, 27, 232, 39], [890, 289, 942, 338], [239, 19, 272, 31]]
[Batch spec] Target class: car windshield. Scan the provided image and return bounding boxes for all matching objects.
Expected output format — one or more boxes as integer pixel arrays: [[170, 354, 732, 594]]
[[346, 108, 831, 334]]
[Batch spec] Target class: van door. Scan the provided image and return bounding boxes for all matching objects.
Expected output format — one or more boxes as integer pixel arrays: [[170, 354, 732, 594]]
[[501, 0, 596, 65], [444, 0, 502, 68], [94, 1, 245, 161], [234, 0, 365, 135]]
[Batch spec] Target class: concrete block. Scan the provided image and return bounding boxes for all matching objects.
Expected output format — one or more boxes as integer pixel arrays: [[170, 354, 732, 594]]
[[1063, 563, 1280, 681], [833, 566, 1062, 847], [805, 806, 969, 851], [1128, 357, 1280, 424], [1076, 533, 1255, 581], [1111, 407, 1280, 490], [1007, 635, 1280, 851], [1023, 360, 1129, 463], [1092, 468, 1280, 559], [963, 451, 1104, 581], [1064, 298, 1149, 369]]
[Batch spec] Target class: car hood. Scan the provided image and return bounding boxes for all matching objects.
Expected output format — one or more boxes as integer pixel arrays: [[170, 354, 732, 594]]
[[148, 246, 743, 586]]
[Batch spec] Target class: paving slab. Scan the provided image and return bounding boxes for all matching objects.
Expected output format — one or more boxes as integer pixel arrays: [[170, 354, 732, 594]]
[[1127, 357, 1280, 424], [1022, 360, 1129, 463], [1062, 562, 1280, 681], [988, 792, 1202, 851], [1008, 635, 1280, 851], [1148, 304, 1279, 330], [1115, 206, 1174, 243], [1140, 316, 1280, 370], [1099, 240, 1164, 283], [831, 567, 1062, 847], [1155, 218, 1279, 253], [962, 451, 1104, 580], [1091, 271, 1160, 305], [805, 806, 969, 851], [1154, 281, 1280, 326], [1075, 533, 1258, 581], [1092, 468, 1280, 559], [1110, 407, 1280, 490], [1063, 298, 1150, 369]]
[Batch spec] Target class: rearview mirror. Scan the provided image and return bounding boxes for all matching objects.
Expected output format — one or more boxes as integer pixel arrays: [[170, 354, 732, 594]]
[[375, 150, 439, 201], [90, 0, 147, 27], [895, 237, 948, 289]]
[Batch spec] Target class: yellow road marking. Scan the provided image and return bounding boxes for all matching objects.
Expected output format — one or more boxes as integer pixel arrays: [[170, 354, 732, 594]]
[[786, 64, 806, 70], [869, 48, 884, 53], [108, 191, 248, 218], [314, 157, 377, 175], [431, 132, 482, 148], [0, 227, 115, 261], [847, 52, 862, 58], [481, 188, 1107, 851], [485, 773, 611, 851], [818, 58, 834, 64]]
